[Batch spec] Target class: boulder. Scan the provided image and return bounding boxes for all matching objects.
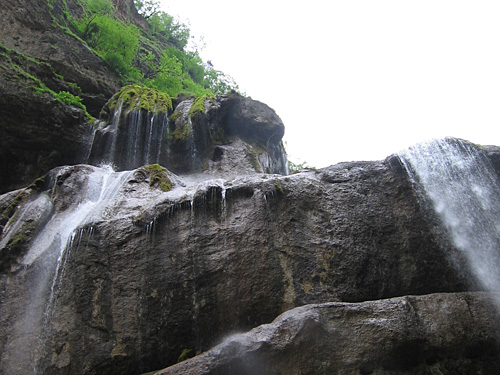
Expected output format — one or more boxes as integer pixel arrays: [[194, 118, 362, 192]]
[[150, 292, 500, 375]]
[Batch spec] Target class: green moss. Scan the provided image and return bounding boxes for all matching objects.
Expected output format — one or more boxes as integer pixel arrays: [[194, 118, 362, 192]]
[[188, 93, 215, 117], [274, 179, 284, 194], [246, 149, 263, 173], [188, 94, 206, 117], [170, 124, 192, 143], [105, 84, 173, 116], [177, 348, 193, 363], [144, 164, 172, 192]]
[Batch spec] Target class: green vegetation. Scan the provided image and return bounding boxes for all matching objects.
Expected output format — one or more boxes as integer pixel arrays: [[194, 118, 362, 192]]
[[69, 0, 239, 97], [287, 160, 312, 173], [145, 164, 173, 192], [0, 43, 91, 117], [188, 94, 214, 117], [105, 84, 172, 114], [177, 348, 193, 363], [54, 91, 85, 109]]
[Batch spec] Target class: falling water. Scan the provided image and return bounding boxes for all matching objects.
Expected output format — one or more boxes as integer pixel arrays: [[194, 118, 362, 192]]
[[1, 165, 132, 374], [88, 102, 170, 171], [398, 138, 500, 296]]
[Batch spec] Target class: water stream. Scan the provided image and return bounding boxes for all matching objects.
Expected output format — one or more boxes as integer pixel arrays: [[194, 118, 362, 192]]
[[398, 138, 500, 297]]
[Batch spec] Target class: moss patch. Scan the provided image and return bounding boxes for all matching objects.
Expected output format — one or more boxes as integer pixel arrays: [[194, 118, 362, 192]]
[[177, 348, 193, 363], [188, 93, 215, 117], [246, 148, 263, 173], [144, 164, 172, 192], [105, 84, 173, 116], [170, 124, 192, 143]]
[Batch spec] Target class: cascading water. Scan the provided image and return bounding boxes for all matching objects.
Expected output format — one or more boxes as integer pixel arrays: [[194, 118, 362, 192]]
[[1, 165, 132, 375], [398, 138, 500, 300], [88, 101, 169, 171]]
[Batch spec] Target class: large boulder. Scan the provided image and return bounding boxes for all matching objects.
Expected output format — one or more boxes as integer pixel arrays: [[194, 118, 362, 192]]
[[151, 292, 500, 375]]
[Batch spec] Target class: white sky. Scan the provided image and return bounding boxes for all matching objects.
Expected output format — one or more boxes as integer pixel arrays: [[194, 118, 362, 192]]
[[160, 0, 500, 168]]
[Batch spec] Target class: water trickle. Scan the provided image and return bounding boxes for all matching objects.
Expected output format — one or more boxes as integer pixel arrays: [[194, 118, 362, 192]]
[[398, 138, 500, 296], [2, 165, 132, 374]]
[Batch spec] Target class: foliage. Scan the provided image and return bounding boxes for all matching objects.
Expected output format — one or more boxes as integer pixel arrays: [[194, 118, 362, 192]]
[[57, 0, 240, 113], [74, 0, 141, 77], [54, 91, 86, 110], [133, 0, 160, 19], [287, 160, 313, 173], [188, 94, 214, 117]]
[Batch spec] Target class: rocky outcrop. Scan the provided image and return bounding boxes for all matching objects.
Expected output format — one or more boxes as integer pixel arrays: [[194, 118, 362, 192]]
[[89, 89, 288, 175], [152, 292, 500, 375], [0, 0, 121, 113], [1, 146, 497, 374]]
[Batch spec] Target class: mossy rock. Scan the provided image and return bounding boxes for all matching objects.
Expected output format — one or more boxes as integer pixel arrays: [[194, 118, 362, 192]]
[[170, 123, 192, 144], [143, 164, 173, 192], [187, 94, 215, 117], [102, 85, 173, 117]]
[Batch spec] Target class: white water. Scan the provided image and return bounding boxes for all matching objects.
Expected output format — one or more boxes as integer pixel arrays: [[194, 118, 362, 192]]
[[2, 165, 132, 375], [398, 138, 500, 294]]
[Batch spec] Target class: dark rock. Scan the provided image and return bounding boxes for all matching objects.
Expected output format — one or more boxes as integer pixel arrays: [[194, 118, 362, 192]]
[[150, 292, 500, 375], [0, 51, 94, 193]]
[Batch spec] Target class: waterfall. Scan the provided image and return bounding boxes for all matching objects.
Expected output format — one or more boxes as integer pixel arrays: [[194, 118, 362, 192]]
[[398, 138, 500, 297], [1, 165, 132, 375], [88, 104, 169, 171]]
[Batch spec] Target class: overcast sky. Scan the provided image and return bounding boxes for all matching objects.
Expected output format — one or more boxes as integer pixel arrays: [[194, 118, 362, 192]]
[[159, 1, 500, 168]]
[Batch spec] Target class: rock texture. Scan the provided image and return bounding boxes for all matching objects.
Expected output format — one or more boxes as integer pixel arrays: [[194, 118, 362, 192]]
[[152, 292, 500, 375], [2, 148, 498, 374]]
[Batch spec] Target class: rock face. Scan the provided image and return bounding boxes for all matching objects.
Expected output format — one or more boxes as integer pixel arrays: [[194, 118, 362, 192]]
[[2, 142, 500, 374], [153, 292, 500, 375]]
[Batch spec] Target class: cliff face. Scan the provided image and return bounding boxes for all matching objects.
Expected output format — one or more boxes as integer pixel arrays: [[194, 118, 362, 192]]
[[2, 0, 500, 374]]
